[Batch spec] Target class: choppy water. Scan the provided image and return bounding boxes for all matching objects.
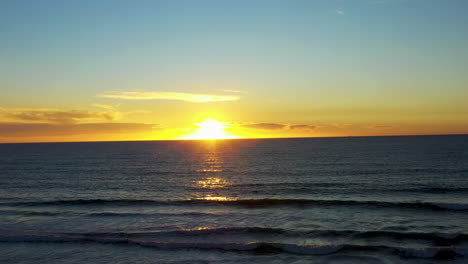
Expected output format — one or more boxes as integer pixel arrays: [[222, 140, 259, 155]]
[[0, 135, 467, 263]]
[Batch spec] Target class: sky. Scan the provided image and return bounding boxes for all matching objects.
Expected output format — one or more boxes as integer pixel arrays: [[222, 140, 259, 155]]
[[1, 0, 467, 142]]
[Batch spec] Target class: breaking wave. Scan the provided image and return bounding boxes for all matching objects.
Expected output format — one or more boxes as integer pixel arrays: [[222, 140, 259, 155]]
[[0, 233, 466, 259]]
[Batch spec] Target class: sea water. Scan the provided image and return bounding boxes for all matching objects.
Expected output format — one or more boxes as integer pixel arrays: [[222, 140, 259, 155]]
[[0, 135, 467, 263]]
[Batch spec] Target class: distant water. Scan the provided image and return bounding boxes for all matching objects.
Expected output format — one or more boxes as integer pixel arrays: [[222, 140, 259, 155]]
[[0, 135, 467, 263]]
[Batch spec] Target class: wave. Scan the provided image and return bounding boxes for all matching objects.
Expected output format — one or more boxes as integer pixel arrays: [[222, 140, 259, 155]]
[[0, 233, 465, 259], [4, 198, 468, 211], [230, 183, 468, 194], [401, 187, 468, 194], [0, 209, 63, 216], [14, 211, 62, 216], [0, 209, 220, 218], [60, 227, 468, 245], [2, 199, 167, 206], [63, 227, 289, 238], [87, 211, 216, 217]]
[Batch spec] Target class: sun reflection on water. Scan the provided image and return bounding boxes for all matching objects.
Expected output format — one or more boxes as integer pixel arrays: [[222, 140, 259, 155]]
[[197, 195, 232, 201], [190, 148, 236, 201], [199, 196, 232, 201], [195, 177, 227, 189], [196, 169, 223, 173]]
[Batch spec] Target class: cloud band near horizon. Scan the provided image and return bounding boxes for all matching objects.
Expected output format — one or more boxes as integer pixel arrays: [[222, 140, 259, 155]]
[[0, 107, 115, 124], [0, 122, 157, 137]]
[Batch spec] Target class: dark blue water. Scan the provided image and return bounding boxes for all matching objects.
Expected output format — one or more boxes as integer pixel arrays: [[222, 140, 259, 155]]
[[1, 136, 467, 263]]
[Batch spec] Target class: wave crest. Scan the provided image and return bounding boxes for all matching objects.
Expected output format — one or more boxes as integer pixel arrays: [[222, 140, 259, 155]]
[[0, 233, 465, 259]]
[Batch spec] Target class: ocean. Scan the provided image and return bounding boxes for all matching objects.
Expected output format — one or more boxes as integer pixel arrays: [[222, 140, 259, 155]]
[[0, 135, 467, 263]]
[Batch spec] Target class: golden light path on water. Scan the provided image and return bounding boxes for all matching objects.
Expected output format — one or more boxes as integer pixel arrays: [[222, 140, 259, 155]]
[[195, 177, 227, 188], [191, 144, 234, 202]]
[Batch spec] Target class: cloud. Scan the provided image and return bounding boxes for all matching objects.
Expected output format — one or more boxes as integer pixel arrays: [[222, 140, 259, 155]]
[[0, 107, 115, 124], [241, 123, 287, 130], [336, 9, 345, 15], [289, 125, 316, 130], [0, 122, 157, 137], [99, 91, 240, 103], [217, 89, 248, 94], [241, 123, 316, 130]]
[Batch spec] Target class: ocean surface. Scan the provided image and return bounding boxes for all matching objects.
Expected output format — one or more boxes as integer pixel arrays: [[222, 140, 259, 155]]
[[0, 135, 467, 263]]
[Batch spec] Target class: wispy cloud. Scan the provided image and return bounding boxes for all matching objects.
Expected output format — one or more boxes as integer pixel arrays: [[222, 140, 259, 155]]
[[336, 9, 345, 15], [91, 104, 118, 111], [92, 103, 153, 119], [290, 124, 316, 130], [0, 122, 157, 137], [99, 91, 240, 103], [241, 123, 287, 130], [217, 89, 248, 94], [241, 123, 316, 130], [0, 107, 115, 124]]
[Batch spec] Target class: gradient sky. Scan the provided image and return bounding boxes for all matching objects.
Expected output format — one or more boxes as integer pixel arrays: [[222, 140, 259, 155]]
[[1, 0, 467, 142]]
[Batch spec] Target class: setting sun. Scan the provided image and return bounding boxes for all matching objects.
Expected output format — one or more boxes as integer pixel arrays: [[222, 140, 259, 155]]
[[180, 119, 239, 140]]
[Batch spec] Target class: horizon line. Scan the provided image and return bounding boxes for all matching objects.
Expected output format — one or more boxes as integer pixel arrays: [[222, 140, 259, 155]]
[[1, 133, 467, 145]]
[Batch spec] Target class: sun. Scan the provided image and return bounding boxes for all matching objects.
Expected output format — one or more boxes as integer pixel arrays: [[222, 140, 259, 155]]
[[180, 119, 239, 140]]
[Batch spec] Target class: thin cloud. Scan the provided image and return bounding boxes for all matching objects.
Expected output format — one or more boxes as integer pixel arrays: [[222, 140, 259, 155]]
[[241, 123, 287, 130], [0, 107, 115, 124], [99, 91, 240, 103], [218, 89, 248, 94], [336, 9, 345, 15], [240, 123, 317, 130], [0, 122, 157, 137], [92, 104, 152, 119], [289, 125, 316, 130]]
